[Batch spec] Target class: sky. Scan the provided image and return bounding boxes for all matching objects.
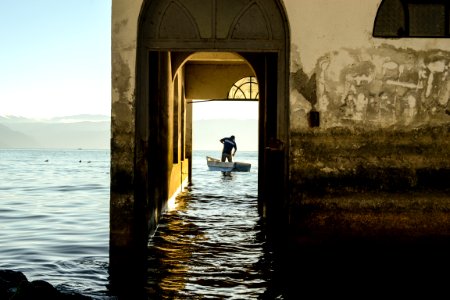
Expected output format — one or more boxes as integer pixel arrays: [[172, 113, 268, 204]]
[[0, 1, 258, 122], [0, 0, 111, 119], [192, 101, 258, 120]]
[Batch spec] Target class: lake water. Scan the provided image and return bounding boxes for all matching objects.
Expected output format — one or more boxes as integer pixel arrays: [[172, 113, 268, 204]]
[[145, 151, 278, 299], [0, 149, 280, 299], [3, 149, 450, 299], [0, 149, 110, 298]]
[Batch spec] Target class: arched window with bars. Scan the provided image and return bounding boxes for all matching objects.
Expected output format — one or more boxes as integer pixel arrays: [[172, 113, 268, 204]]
[[373, 0, 450, 37], [228, 76, 259, 100]]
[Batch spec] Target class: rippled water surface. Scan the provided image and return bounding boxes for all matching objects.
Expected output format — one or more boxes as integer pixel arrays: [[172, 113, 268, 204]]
[[1, 149, 281, 299], [146, 151, 278, 299], [0, 149, 110, 298]]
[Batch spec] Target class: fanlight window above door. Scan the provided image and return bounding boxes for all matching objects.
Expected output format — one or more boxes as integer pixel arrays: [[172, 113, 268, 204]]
[[228, 76, 259, 100]]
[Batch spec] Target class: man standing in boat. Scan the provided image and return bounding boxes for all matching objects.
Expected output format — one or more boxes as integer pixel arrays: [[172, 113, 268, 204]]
[[220, 135, 237, 162]]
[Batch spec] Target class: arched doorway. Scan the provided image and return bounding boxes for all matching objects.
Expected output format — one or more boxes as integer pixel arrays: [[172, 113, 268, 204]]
[[137, 0, 290, 225], [109, 0, 290, 288]]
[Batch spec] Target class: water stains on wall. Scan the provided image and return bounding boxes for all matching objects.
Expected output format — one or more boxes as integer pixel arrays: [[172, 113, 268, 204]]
[[289, 44, 450, 201], [291, 44, 450, 130]]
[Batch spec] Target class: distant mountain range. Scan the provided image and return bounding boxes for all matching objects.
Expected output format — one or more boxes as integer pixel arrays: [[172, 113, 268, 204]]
[[0, 115, 258, 151], [0, 114, 110, 149]]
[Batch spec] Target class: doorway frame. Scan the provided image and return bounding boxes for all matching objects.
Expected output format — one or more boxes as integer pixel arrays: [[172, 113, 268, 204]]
[[135, 0, 291, 227]]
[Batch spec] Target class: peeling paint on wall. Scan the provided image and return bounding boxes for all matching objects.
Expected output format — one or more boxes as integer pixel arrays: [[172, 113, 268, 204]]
[[291, 44, 450, 129]]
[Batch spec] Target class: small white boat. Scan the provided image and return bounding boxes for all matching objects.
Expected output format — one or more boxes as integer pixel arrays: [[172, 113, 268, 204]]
[[206, 156, 251, 172]]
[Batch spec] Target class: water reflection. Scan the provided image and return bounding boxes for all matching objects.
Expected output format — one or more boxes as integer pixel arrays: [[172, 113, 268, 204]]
[[112, 150, 450, 298], [145, 171, 276, 298]]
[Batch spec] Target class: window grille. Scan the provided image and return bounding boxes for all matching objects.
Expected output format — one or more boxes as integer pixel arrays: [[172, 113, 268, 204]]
[[228, 76, 259, 100], [373, 0, 450, 38]]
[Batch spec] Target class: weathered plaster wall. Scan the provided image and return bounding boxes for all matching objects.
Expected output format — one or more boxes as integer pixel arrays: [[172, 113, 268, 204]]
[[283, 0, 450, 198], [110, 0, 143, 263], [284, 0, 450, 130], [284, 0, 450, 75], [111, 0, 450, 243], [311, 46, 450, 129], [111, 0, 141, 185]]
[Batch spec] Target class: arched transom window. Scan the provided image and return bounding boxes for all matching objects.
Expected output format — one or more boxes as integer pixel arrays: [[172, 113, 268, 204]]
[[228, 76, 259, 100]]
